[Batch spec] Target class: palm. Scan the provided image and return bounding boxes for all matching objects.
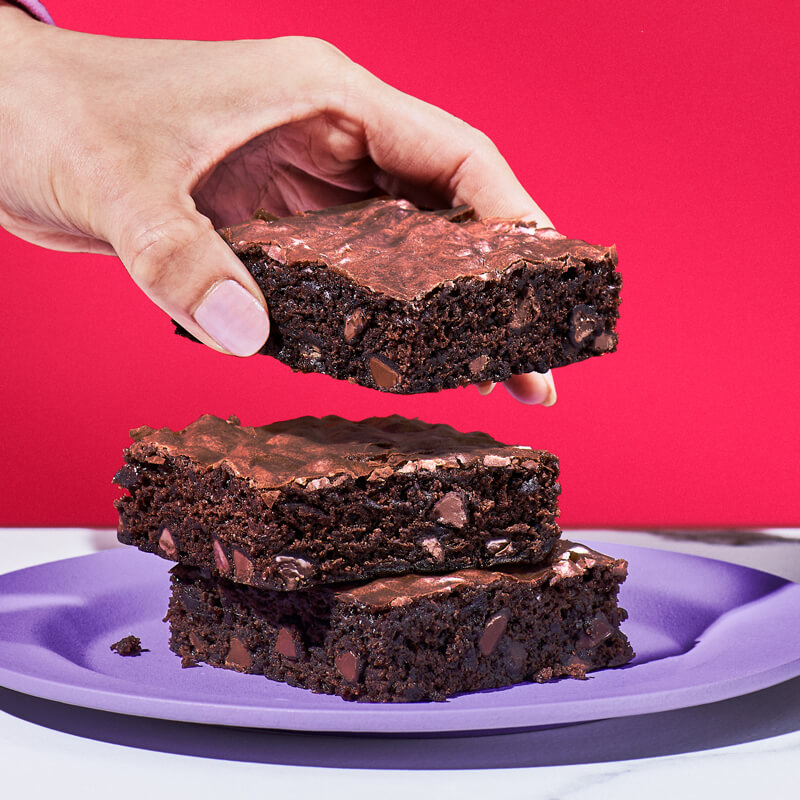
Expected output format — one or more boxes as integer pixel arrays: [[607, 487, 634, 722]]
[[193, 117, 385, 228]]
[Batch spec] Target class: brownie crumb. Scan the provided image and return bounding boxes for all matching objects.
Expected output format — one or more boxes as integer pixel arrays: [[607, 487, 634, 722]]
[[110, 635, 147, 656]]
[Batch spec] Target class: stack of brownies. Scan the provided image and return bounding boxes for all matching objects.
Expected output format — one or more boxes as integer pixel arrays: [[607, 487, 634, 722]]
[[113, 199, 632, 702]]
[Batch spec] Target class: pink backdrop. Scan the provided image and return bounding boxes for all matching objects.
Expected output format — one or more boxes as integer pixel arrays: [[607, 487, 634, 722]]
[[2, 0, 798, 527]]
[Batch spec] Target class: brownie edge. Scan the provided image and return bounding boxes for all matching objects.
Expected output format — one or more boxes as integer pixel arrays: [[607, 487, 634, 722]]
[[166, 540, 634, 702]]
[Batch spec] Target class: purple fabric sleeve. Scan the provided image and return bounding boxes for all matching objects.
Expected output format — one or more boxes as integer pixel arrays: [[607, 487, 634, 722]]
[[8, 1, 54, 24]]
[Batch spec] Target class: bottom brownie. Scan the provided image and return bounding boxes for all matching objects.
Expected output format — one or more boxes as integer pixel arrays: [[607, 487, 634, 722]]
[[166, 540, 634, 702]]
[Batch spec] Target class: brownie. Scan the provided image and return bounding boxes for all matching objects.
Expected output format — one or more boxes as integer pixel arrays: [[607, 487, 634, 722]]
[[114, 414, 561, 590], [166, 540, 634, 702], [174, 199, 621, 393], [110, 635, 145, 656]]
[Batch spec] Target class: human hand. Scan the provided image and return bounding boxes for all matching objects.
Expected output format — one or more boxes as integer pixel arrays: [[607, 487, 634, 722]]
[[0, 4, 555, 404]]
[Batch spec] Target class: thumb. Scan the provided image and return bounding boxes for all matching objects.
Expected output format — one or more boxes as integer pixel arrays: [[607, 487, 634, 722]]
[[111, 196, 269, 356]]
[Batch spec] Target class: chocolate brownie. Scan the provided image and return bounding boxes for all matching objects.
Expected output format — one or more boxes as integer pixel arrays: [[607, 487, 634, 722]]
[[166, 540, 634, 702], [174, 199, 621, 393], [110, 635, 145, 656], [114, 414, 561, 590]]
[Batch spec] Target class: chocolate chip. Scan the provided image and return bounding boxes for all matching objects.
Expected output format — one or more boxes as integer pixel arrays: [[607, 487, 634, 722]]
[[486, 538, 513, 557], [509, 289, 541, 331], [576, 612, 616, 650], [113, 464, 139, 489], [431, 491, 468, 528], [344, 308, 367, 342], [569, 304, 601, 345], [420, 536, 445, 562], [158, 528, 177, 558], [335, 650, 360, 683], [275, 627, 299, 660], [592, 332, 617, 353], [212, 539, 230, 574], [479, 609, 511, 655], [468, 354, 489, 375], [225, 637, 252, 670], [262, 490, 280, 509], [368, 355, 401, 389], [233, 549, 254, 581], [275, 555, 314, 589]]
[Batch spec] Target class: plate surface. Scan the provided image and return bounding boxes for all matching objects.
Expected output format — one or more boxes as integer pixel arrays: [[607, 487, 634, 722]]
[[0, 542, 798, 734]]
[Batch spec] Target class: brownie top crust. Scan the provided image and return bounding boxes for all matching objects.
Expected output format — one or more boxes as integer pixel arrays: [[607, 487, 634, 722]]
[[336, 540, 627, 610], [219, 198, 615, 302], [124, 414, 548, 491]]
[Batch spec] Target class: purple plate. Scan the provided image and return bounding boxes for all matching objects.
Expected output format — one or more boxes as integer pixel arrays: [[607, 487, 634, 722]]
[[0, 542, 798, 734]]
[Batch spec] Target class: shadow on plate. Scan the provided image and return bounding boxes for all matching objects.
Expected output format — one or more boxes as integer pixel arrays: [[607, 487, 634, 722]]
[[1, 676, 798, 769]]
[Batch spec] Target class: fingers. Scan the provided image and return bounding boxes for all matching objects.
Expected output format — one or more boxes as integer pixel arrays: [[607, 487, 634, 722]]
[[355, 74, 553, 226], [474, 371, 557, 406], [110, 195, 269, 356]]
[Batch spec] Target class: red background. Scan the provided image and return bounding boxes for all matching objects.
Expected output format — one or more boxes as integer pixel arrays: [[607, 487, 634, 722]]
[[1, 0, 798, 528]]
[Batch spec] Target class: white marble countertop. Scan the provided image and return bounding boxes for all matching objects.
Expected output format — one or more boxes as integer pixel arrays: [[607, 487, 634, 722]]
[[1, 528, 798, 799]]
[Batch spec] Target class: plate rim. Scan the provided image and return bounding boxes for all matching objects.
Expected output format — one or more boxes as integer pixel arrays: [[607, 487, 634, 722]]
[[0, 542, 798, 734]]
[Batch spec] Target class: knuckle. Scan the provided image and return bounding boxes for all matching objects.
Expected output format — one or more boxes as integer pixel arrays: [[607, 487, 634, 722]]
[[124, 213, 210, 295]]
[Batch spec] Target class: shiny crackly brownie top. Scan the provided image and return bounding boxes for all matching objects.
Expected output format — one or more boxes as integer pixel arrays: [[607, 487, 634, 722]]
[[122, 413, 550, 491], [219, 198, 614, 302], [335, 540, 627, 610]]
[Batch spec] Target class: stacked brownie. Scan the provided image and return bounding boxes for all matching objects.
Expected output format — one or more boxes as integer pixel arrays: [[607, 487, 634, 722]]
[[114, 199, 631, 702], [115, 414, 633, 702]]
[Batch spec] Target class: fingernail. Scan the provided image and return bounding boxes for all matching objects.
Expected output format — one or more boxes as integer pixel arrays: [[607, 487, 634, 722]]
[[475, 381, 496, 396], [194, 280, 269, 357], [541, 370, 557, 407]]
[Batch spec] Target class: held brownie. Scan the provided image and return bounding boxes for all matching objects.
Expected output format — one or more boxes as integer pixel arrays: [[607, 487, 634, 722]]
[[166, 540, 634, 702], [114, 414, 561, 590], [174, 198, 621, 393]]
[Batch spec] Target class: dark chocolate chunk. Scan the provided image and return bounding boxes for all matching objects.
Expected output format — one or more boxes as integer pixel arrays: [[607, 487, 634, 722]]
[[344, 309, 367, 342], [509, 289, 541, 331], [478, 609, 511, 656], [368, 355, 401, 389], [225, 637, 252, 670], [468, 354, 489, 374], [275, 555, 315, 590], [335, 650, 360, 683], [569, 304, 601, 345], [420, 536, 445, 562], [159, 528, 177, 558], [275, 627, 299, 660], [212, 539, 230, 574], [431, 491, 468, 528], [233, 549, 254, 582]]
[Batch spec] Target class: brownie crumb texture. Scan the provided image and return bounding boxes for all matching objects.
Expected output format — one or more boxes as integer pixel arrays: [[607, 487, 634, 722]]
[[110, 635, 145, 656], [173, 199, 622, 394]]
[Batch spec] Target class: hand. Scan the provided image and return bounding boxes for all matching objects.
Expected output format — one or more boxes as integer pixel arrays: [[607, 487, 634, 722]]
[[0, 5, 556, 404]]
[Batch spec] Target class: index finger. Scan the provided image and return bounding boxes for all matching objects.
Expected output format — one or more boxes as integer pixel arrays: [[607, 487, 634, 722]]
[[355, 74, 553, 226]]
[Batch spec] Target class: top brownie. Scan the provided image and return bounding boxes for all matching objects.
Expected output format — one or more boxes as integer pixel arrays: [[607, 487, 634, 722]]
[[174, 199, 621, 393], [114, 414, 561, 590]]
